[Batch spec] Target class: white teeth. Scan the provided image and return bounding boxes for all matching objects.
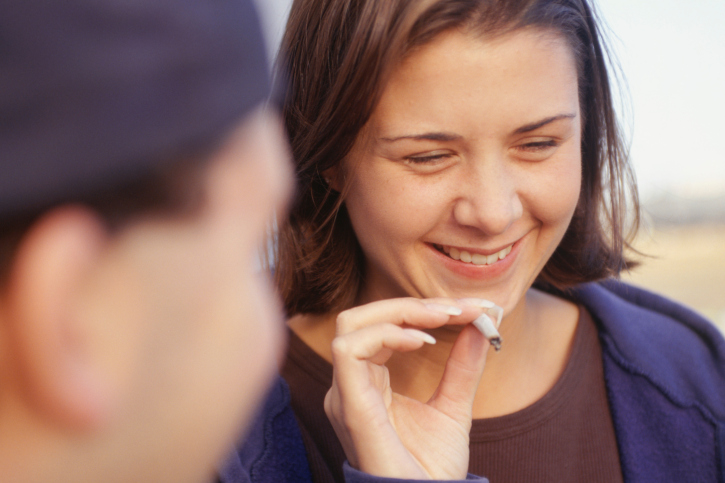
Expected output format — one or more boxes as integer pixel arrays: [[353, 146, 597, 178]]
[[471, 253, 487, 265], [441, 244, 513, 266]]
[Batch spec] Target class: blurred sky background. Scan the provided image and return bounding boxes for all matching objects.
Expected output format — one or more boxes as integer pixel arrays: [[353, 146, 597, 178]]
[[596, 0, 725, 202], [253, 0, 725, 328]]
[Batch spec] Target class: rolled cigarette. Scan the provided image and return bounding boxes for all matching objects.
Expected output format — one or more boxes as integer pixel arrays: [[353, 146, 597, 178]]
[[472, 313, 502, 351]]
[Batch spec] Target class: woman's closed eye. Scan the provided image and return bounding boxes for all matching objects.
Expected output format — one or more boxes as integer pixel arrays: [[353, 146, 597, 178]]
[[404, 151, 454, 165], [513, 138, 560, 160]]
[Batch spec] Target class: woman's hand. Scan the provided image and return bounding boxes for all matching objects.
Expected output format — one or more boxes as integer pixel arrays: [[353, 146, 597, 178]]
[[323, 298, 490, 480]]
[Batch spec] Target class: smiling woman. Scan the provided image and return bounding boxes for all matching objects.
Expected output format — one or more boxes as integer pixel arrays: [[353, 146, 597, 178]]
[[234, 0, 725, 482], [334, 29, 583, 315]]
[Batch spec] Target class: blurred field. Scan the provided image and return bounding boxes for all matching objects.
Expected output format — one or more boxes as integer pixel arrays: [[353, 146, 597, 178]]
[[621, 223, 725, 334]]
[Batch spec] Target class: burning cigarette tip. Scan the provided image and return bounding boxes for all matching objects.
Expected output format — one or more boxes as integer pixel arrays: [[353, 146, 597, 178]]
[[472, 313, 503, 351]]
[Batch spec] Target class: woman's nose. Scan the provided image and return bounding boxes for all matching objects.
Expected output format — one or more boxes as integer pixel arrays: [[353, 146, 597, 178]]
[[452, 159, 523, 236]]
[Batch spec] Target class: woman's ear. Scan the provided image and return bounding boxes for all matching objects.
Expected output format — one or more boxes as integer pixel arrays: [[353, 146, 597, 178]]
[[322, 166, 344, 192], [3, 205, 115, 431]]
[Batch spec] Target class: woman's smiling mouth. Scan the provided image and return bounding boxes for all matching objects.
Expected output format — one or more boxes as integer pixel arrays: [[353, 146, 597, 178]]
[[434, 244, 514, 265]]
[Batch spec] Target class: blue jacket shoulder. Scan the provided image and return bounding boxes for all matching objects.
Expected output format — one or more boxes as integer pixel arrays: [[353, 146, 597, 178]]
[[570, 279, 725, 421]]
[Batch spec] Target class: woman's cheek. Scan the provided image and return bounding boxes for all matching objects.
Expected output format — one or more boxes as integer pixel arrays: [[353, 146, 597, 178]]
[[532, 153, 582, 226]]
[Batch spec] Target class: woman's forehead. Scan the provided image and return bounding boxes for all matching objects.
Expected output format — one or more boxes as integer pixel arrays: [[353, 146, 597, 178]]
[[370, 28, 579, 138]]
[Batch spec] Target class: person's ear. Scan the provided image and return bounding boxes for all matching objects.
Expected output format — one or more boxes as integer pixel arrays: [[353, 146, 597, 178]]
[[322, 166, 344, 192], [3, 205, 114, 431]]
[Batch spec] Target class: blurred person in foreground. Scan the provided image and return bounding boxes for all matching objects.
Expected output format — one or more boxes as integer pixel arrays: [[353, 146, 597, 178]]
[[0, 1, 292, 482]]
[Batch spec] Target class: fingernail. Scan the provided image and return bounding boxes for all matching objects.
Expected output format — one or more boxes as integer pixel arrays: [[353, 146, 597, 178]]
[[424, 303, 463, 316], [458, 298, 503, 328], [488, 305, 504, 328], [472, 314, 502, 351], [457, 298, 496, 309], [403, 329, 437, 345]]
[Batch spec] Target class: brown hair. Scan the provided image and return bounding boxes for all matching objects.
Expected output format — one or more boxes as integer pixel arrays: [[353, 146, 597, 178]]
[[276, 0, 639, 316]]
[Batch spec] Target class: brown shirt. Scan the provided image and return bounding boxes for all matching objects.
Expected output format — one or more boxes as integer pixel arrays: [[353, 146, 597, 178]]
[[282, 308, 623, 483]]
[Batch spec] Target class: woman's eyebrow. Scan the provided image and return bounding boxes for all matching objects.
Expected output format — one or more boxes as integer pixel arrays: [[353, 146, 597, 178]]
[[514, 113, 577, 134], [379, 132, 462, 143], [379, 114, 576, 142]]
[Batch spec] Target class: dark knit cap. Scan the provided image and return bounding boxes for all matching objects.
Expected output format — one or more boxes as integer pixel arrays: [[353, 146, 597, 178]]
[[0, 0, 271, 219]]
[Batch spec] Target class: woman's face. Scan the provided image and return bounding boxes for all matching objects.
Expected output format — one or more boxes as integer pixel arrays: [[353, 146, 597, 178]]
[[336, 27, 582, 314]]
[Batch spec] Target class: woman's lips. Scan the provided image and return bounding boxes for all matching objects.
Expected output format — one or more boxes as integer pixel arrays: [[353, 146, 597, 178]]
[[428, 239, 521, 279]]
